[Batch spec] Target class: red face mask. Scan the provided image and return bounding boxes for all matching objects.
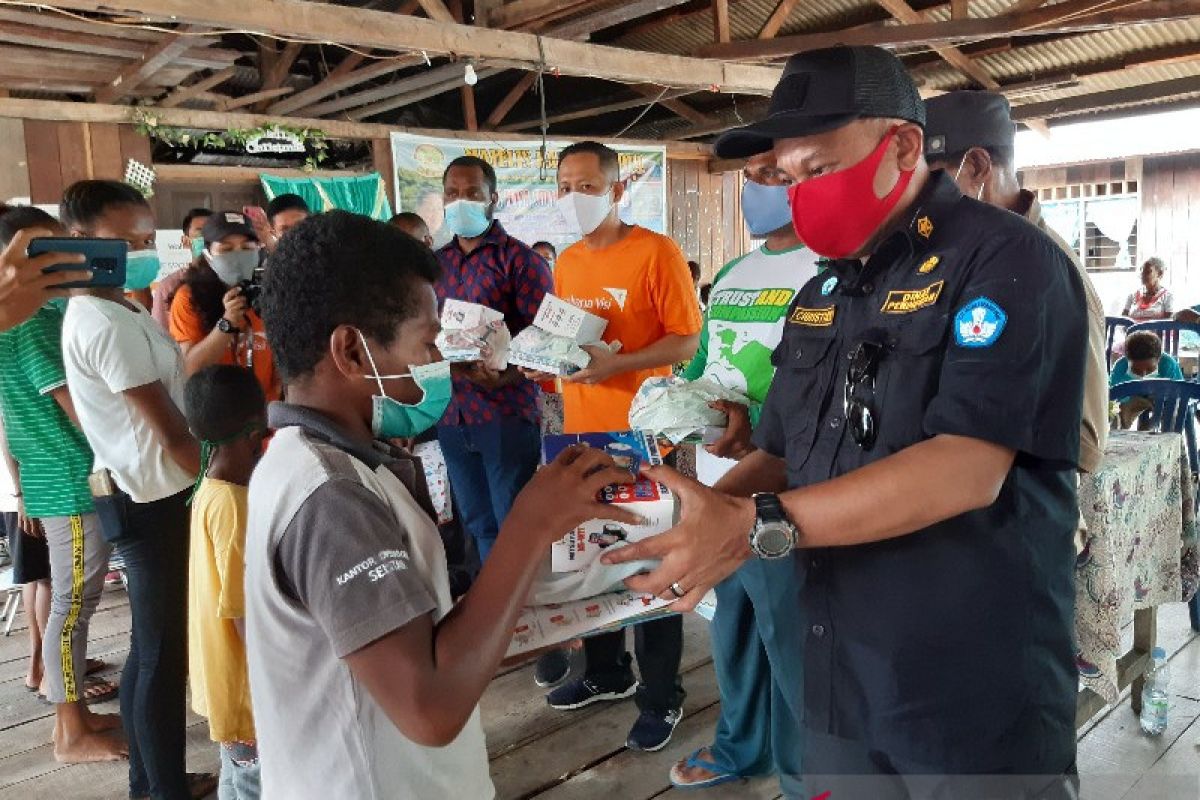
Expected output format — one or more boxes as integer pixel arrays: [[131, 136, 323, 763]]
[[787, 127, 915, 260]]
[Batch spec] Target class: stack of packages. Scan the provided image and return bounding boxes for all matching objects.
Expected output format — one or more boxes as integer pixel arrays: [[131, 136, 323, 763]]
[[628, 376, 751, 446], [508, 294, 618, 376], [506, 430, 680, 658], [435, 298, 511, 371]]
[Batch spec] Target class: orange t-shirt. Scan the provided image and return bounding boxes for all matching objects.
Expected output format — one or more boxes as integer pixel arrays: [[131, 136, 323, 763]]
[[555, 226, 702, 433], [169, 285, 281, 402]]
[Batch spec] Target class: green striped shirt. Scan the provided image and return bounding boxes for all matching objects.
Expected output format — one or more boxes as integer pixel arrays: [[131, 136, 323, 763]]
[[0, 302, 94, 517]]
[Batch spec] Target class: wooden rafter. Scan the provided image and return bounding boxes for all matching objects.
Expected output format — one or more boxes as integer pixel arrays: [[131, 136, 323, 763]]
[[874, 0, 1000, 90], [349, 67, 500, 120], [293, 60, 456, 116], [158, 66, 238, 107], [1012, 74, 1200, 120], [414, 0, 456, 24], [501, 88, 697, 132], [1011, 0, 1049, 11], [483, 71, 537, 129], [0, 19, 238, 69], [0, 95, 713, 156], [268, 56, 424, 115], [952, 0, 969, 18], [632, 84, 708, 126], [50, 0, 782, 95], [216, 86, 294, 111], [699, 0, 1200, 59], [544, 0, 693, 42], [447, 0, 476, 131], [489, 0, 594, 31], [712, 0, 731, 43], [757, 0, 802, 40], [262, 41, 303, 90], [94, 28, 199, 103]]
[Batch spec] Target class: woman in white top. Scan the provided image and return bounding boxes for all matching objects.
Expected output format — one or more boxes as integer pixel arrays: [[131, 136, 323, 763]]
[[59, 181, 215, 800], [1122, 257, 1174, 322]]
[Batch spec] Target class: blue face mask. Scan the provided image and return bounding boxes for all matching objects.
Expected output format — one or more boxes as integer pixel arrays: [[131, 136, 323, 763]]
[[125, 250, 161, 291], [443, 199, 492, 239], [741, 180, 793, 237], [358, 332, 453, 439]]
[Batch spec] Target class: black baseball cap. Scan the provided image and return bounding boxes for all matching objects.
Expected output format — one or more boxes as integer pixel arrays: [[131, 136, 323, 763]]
[[200, 211, 258, 246], [924, 90, 1015, 160], [714, 45, 926, 159]]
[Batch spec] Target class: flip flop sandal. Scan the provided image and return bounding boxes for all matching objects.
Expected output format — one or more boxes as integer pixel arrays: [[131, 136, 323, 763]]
[[85, 658, 109, 676], [82, 677, 119, 704], [668, 748, 741, 790]]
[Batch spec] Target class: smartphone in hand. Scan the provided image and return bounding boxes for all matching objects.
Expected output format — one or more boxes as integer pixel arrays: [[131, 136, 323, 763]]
[[29, 237, 126, 289]]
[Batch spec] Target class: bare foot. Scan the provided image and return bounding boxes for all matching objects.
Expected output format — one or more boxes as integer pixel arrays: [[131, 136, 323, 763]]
[[85, 711, 122, 733], [53, 730, 127, 764]]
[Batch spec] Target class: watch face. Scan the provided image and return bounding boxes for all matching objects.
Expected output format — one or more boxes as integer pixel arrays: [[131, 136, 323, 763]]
[[754, 522, 794, 558]]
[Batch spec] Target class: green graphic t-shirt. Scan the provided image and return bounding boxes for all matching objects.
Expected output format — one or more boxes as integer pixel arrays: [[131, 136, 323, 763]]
[[684, 243, 821, 410]]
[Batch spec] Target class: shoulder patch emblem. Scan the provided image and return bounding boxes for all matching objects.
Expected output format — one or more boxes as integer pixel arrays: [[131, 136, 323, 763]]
[[789, 305, 836, 327], [881, 281, 944, 314], [916, 216, 934, 239], [954, 297, 1007, 348], [918, 255, 940, 274], [820, 276, 838, 296]]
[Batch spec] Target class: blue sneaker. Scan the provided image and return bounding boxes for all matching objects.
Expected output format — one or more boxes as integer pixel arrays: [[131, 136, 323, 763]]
[[626, 707, 683, 752], [547, 676, 636, 710], [534, 649, 571, 688]]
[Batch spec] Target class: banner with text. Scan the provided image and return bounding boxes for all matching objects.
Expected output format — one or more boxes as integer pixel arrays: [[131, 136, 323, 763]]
[[390, 133, 667, 252]]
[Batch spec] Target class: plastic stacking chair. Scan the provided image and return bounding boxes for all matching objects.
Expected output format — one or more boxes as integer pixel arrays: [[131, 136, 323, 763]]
[[1105, 316, 1134, 369], [1125, 320, 1200, 360], [1110, 378, 1200, 631]]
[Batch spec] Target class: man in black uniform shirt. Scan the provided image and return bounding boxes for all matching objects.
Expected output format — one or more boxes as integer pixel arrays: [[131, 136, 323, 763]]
[[605, 46, 1086, 798]]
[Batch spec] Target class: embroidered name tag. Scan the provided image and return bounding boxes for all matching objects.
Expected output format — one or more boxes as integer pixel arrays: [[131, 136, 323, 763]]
[[880, 281, 944, 315], [789, 305, 836, 327]]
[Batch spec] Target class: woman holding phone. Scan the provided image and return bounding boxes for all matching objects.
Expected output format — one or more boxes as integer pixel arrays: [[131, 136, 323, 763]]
[[167, 212, 280, 400], [58, 180, 216, 800]]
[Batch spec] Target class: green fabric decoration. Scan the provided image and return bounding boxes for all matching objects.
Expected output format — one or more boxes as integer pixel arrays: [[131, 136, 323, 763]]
[[260, 172, 393, 221]]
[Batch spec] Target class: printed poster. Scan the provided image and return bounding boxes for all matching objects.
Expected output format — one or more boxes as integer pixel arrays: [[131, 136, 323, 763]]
[[390, 132, 667, 252]]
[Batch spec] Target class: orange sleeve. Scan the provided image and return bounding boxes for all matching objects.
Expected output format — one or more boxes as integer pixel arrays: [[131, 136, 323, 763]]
[[649, 236, 704, 337], [168, 285, 207, 345]]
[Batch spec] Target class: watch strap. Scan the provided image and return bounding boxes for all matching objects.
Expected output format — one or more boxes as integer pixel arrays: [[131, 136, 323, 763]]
[[754, 492, 786, 523]]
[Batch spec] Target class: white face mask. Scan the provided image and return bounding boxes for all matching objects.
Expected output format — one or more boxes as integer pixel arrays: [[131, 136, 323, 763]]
[[556, 189, 613, 236], [953, 154, 986, 201]]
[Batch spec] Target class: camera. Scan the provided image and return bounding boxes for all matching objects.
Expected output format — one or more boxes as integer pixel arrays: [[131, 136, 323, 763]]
[[238, 271, 264, 311]]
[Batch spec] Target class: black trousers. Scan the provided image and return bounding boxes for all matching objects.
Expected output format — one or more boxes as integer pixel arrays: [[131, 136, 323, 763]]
[[583, 614, 685, 714], [117, 489, 191, 800]]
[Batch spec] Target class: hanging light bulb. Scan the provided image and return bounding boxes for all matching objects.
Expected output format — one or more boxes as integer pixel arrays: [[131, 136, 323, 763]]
[[464, 63, 478, 86]]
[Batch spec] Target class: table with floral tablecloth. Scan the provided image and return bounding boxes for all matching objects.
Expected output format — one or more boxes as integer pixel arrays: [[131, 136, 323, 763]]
[[1076, 430, 1199, 704]]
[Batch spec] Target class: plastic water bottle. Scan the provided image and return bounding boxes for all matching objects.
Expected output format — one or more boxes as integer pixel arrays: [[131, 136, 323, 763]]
[[1140, 646, 1170, 736]]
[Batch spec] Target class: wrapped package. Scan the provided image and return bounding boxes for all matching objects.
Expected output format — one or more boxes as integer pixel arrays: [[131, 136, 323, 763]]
[[435, 299, 511, 370], [628, 376, 752, 445], [411, 440, 453, 525], [541, 431, 677, 572], [507, 294, 611, 376]]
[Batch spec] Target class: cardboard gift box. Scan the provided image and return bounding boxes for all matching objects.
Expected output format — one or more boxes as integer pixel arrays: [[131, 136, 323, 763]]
[[435, 299, 511, 370], [507, 294, 610, 376], [541, 430, 676, 573]]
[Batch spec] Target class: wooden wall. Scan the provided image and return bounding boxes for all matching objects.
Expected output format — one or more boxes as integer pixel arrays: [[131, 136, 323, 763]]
[[12, 120, 151, 204], [667, 159, 746, 282], [1139, 153, 1200, 294], [1020, 158, 1143, 192]]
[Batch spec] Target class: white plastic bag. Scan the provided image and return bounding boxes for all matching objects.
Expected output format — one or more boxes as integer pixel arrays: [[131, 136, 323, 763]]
[[628, 376, 751, 445]]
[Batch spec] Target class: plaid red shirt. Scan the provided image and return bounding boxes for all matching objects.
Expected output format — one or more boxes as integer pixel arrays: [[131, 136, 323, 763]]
[[435, 220, 553, 426]]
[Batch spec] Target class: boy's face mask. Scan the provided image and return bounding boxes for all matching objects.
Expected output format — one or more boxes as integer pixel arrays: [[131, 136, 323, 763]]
[[356, 331, 453, 439]]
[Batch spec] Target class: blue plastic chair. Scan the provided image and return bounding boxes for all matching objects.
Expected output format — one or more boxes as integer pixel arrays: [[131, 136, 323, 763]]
[[1125, 320, 1200, 360], [1105, 316, 1133, 369], [1110, 378, 1200, 630]]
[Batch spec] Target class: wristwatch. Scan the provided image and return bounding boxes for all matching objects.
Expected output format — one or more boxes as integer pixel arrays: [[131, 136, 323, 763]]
[[749, 493, 798, 559], [217, 318, 241, 335]]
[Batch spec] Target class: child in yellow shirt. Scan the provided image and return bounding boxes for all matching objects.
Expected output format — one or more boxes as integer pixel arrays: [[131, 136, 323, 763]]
[[183, 365, 267, 798]]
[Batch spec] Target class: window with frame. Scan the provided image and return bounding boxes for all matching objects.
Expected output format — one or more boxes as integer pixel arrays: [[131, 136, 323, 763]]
[[1038, 180, 1139, 272]]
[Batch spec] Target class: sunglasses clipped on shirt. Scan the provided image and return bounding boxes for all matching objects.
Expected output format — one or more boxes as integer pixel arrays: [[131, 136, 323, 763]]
[[843, 339, 885, 450]]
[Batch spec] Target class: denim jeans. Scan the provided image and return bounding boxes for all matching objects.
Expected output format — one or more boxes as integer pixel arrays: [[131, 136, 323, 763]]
[[436, 418, 541, 562], [219, 742, 261, 800], [117, 489, 191, 800]]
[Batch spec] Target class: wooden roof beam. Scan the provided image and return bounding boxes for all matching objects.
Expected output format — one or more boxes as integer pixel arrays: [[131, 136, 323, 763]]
[[50, 0, 782, 95], [544, 0, 693, 42], [0, 20, 239, 68], [632, 83, 709, 126], [298, 61, 465, 117], [94, 27, 199, 103], [757, 0, 802, 40], [483, 71, 537, 129], [158, 65, 238, 107], [712, 0, 730, 44], [500, 87, 698, 132], [699, 0, 1200, 59], [1012, 74, 1200, 120], [349, 67, 501, 120], [414, 0, 455, 24], [216, 86, 294, 111], [268, 56, 424, 115], [874, 0, 1000, 90], [489, 0, 596, 31]]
